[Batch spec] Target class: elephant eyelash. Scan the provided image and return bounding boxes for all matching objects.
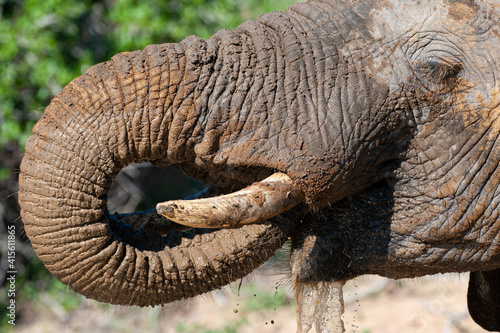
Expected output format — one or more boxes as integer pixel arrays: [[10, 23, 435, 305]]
[[417, 59, 463, 83], [413, 58, 464, 95]]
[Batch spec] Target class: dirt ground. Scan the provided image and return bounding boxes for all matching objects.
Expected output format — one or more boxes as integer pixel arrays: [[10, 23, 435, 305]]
[[12, 267, 491, 333]]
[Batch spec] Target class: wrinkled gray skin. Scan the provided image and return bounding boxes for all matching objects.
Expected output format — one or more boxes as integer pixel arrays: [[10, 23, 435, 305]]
[[18, 0, 500, 332]]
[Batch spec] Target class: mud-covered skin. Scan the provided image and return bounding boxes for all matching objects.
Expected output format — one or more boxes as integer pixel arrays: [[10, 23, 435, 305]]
[[17, 0, 500, 331], [291, 0, 500, 280], [289, 1, 500, 330]]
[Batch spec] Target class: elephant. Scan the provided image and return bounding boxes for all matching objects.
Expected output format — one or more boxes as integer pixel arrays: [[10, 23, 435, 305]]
[[17, 0, 500, 331]]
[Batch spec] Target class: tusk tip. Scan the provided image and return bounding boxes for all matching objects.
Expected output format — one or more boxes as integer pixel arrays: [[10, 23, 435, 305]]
[[156, 203, 175, 217]]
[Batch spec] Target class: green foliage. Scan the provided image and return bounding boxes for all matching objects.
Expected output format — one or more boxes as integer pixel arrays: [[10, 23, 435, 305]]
[[0, 167, 9, 180], [0, 0, 297, 150]]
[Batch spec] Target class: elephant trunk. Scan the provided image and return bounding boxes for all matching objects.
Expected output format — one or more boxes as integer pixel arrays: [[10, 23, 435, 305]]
[[18, 28, 295, 306]]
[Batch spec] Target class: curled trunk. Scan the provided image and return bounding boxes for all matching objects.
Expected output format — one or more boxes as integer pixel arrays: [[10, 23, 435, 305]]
[[18, 26, 298, 305], [19, 0, 393, 308]]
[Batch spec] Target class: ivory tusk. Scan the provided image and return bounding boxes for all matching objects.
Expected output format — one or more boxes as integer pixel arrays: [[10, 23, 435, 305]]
[[156, 173, 304, 228]]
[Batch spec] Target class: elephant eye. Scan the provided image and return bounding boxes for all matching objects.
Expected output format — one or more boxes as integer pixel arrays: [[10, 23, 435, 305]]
[[419, 59, 463, 82], [415, 58, 463, 93]]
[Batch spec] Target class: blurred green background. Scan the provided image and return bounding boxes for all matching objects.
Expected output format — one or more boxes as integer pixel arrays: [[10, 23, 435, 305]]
[[0, 0, 297, 331]]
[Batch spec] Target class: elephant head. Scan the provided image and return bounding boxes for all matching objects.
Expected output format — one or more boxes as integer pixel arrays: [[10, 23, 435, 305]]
[[18, 0, 500, 331]]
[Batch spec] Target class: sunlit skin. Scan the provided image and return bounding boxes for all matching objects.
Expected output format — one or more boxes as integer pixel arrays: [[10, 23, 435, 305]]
[[18, 1, 500, 331]]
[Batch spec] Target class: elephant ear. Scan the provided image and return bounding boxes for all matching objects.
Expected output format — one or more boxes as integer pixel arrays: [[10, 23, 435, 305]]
[[467, 269, 500, 331]]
